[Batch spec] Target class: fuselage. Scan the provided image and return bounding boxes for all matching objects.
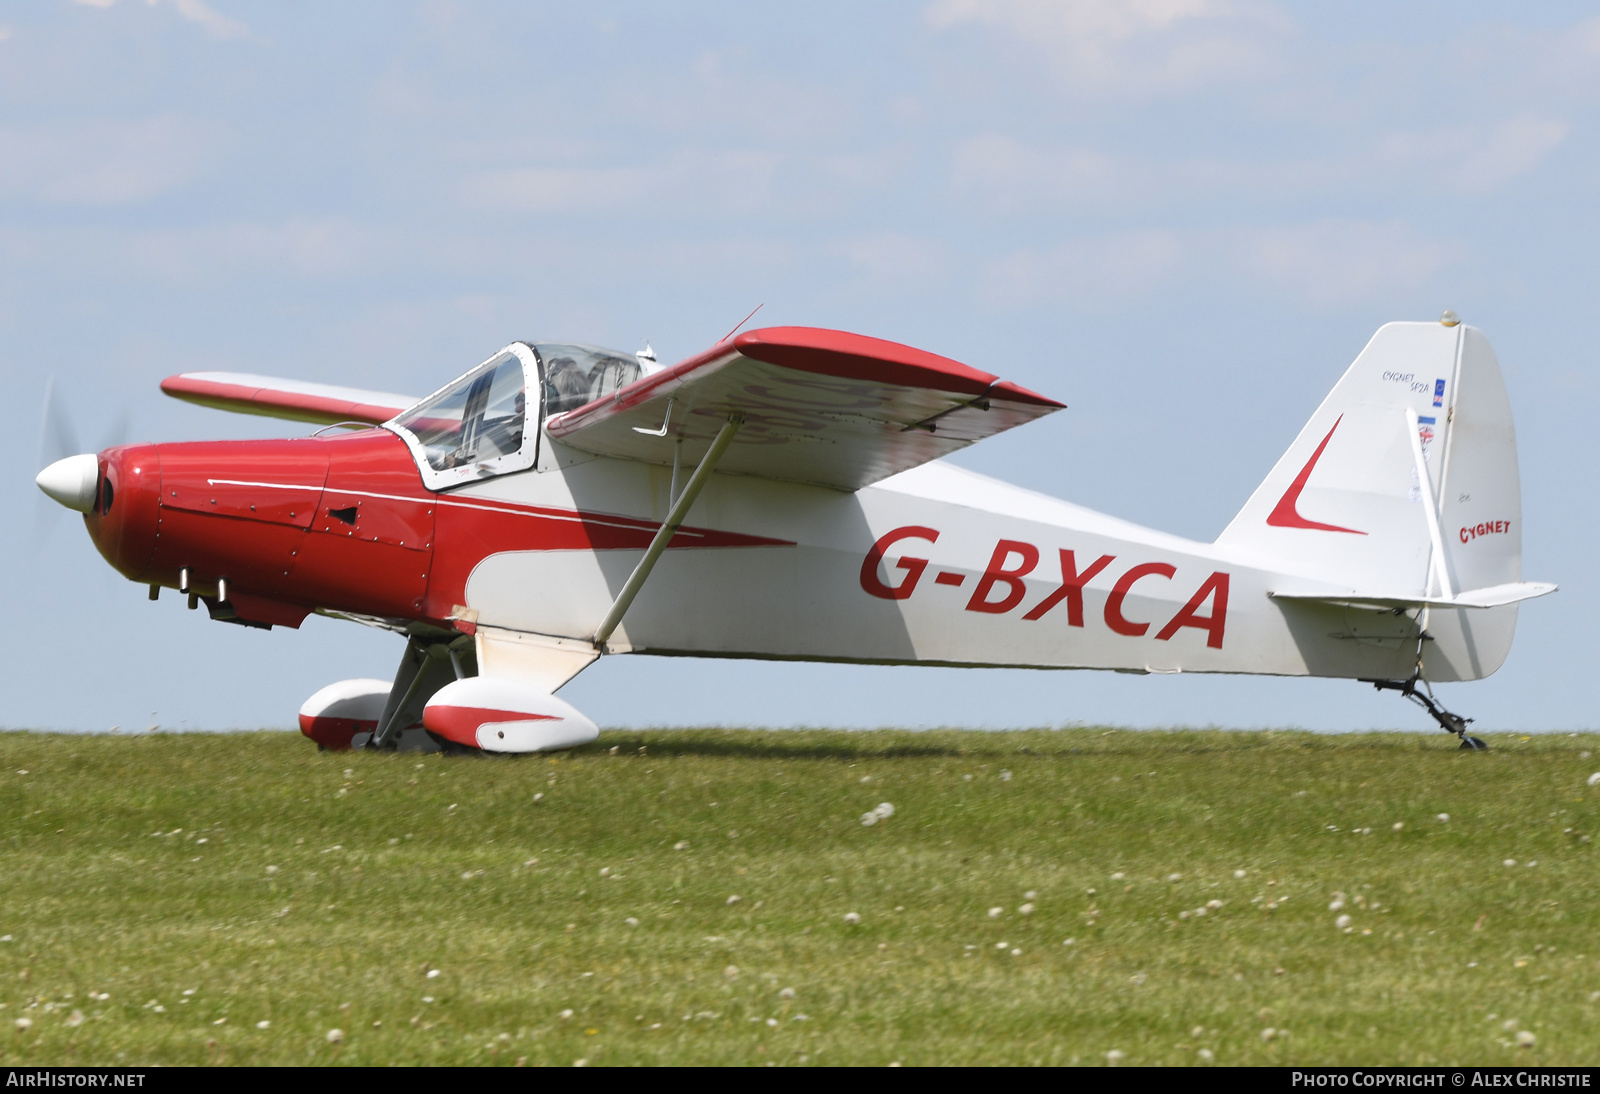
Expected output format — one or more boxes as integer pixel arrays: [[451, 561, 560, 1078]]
[[82, 422, 1481, 684]]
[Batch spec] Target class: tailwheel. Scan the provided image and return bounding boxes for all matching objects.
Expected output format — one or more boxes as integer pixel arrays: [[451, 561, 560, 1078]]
[[1364, 675, 1486, 752]]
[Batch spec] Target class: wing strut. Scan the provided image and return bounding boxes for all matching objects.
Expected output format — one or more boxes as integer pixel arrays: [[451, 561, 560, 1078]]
[[592, 415, 744, 649]]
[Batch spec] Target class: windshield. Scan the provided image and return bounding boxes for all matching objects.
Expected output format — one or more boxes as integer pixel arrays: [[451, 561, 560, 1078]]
[[393, 350, 526, 471], [535, 344, 642, 417]]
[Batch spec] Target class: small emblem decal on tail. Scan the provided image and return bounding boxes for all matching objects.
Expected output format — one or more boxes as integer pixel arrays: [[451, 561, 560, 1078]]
[[1265, 415, 1367, 535], [1433, 379, 1446, 407]]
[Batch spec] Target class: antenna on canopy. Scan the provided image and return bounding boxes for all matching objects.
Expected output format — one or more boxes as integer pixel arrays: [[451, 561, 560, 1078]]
[[717, 303, 764, 344]]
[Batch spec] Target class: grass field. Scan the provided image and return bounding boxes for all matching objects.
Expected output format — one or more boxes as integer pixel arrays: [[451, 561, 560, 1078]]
[[1, 727, 1598, 1066]]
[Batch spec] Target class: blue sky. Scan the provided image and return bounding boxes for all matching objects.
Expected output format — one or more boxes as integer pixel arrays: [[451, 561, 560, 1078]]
[[3, 1, 1596, 732]]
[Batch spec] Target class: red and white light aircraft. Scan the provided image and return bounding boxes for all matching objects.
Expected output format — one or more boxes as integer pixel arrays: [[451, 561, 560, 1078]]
[[36, 314, 1553, 752]]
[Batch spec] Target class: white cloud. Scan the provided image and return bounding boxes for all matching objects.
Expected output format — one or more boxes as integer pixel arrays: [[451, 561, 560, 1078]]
[[950, 112, 1570, 216], [130, 218, 376, 279], [1228, 219, 1460, 308], [952, 134, 1134, 213], [1447, 114, 1570, 194], [828, 233, 954, 293], [459, 147, 907, 220], [979, 219, 1459, 310], [0, 116, 209, 205], [926, 0, 1288, 96], [73, 0, 250, 41], [979, 229, 1184, 307], [461, 164, 657, 215], [0, 217, 379, 286]]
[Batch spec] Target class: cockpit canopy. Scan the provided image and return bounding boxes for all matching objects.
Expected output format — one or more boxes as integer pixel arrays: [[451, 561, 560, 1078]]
[[537, 344, 642, 416], [387, 341, 645, 491]]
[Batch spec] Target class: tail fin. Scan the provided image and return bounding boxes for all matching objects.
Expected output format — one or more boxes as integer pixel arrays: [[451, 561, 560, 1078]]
[[1217, 319, 1531, 680]]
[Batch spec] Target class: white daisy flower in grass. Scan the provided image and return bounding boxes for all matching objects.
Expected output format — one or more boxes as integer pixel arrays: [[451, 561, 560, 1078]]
[[1105, 1049, 1124, 1064], [1335, 915, 1352, 929], [987, 907, 1003, 919], [326, 1028, 344, 1044], [843, 912, 861, 925], [256, 1020, 270, 1030]]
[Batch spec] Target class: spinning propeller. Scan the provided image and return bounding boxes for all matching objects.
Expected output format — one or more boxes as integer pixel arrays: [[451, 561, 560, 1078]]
[[34, 374, 127, 530]]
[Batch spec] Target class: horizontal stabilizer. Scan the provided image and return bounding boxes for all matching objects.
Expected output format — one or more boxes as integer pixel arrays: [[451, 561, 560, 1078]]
[[546, 326, 1063, 492], [1270, 581, 1557, 612], [162, 372, 419, 427]]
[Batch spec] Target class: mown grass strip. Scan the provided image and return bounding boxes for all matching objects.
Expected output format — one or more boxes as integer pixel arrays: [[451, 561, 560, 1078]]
[[0, 728, 1597, 1066]]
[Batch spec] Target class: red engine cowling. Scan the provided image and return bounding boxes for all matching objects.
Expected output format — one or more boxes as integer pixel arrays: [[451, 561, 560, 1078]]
[[423, 678, 599, 753]]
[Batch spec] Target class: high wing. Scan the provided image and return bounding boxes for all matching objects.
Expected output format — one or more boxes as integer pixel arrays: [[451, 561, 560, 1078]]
[[545, 326, 1064, 491], [161, 372, 418, 428]]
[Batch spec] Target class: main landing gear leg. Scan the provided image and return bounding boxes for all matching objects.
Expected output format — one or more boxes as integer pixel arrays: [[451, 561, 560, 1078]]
[[1367, 676, 1488, 750]]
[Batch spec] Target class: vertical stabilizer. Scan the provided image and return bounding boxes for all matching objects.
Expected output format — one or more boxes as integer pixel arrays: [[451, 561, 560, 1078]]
[[1217, 320, 1524, 680]]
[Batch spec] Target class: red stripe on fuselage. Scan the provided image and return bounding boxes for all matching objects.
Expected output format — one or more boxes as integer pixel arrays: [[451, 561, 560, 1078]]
[[139, 429, 792, 627]]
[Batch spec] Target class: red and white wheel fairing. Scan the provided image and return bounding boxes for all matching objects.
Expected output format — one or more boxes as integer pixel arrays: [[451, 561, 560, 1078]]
[[298, 678, 391, 751], [423, 677, 599, 753]]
